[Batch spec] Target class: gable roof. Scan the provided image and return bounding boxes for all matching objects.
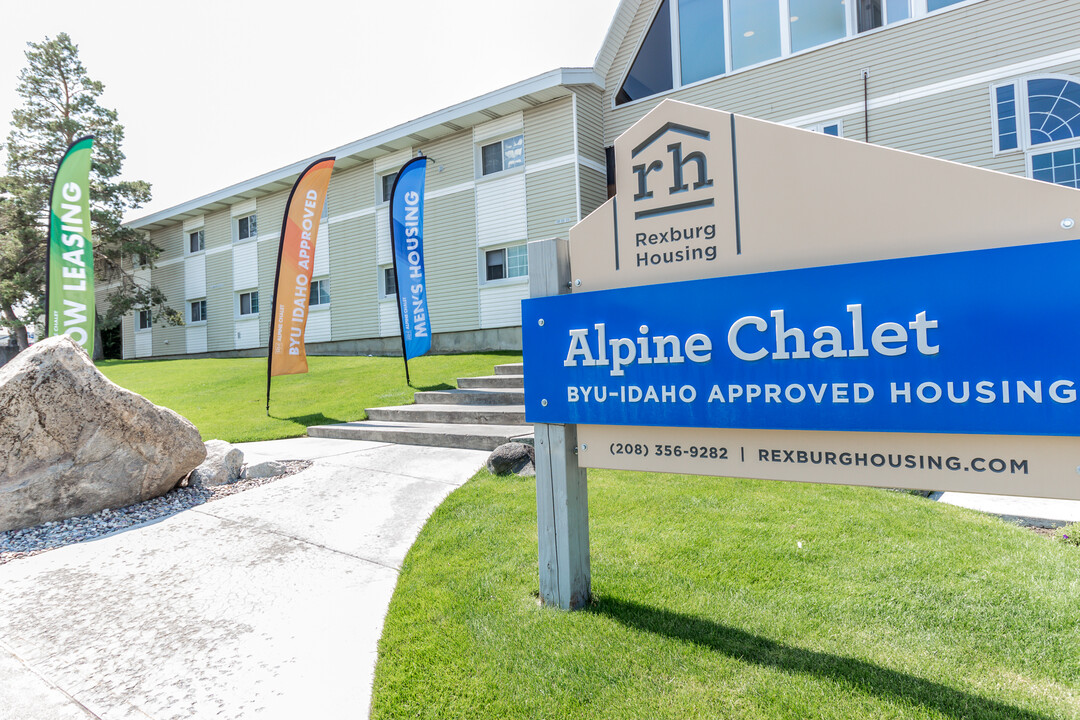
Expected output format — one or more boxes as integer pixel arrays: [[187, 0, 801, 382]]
[[594, 0, 642, 83], [129, 67, 603, 232]]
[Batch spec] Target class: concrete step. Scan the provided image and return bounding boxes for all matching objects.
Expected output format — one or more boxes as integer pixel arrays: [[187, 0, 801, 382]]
[[457, 374, 524, 389], [366, 403, 526, 425], [307, 421, 533, 451], [413, 388, 525, 405], [494, 363, 524, 376]]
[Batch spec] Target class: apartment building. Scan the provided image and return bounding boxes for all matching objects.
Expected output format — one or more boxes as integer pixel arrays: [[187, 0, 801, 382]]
[[112, 0, 1080, 359]]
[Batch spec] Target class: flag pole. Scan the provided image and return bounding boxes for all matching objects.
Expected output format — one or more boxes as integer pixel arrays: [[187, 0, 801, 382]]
[[388, 155, 430, 387]]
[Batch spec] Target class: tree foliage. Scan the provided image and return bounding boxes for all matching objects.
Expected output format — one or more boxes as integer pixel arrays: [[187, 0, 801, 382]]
[[0, 32, 180, 352]]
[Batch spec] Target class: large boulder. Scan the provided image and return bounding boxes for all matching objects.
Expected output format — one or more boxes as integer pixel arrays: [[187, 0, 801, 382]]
[[0, 336, 207, 532]]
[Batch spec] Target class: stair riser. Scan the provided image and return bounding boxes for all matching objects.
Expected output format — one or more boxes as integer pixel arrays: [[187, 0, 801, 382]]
[[414, 390, 524, 405], [457, 376, 524, 389], [494, 364, 524, 376], [367, 408, 527, 424], [308, 425, 522, 451]]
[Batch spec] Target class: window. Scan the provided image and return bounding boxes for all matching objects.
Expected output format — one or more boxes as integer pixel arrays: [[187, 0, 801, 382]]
[[236, 214, 257, 242], [993, 83, 1019, 152], [730, 0, 781, 70], [189, 299, 207, 323], [616, 0, 673, 105], [381, 173, 397, 203], [381, 266, 397, 298], [138, 309, 152, 331], [927, 0, 965, 11], [484, 245, 528, 282], [616, 0, 974, 106], [1026, 77, 1080, 147], [1032, 149, 1080, 189], [188, 229, 204, 253], [789, 0, 846, 53], [679, 0, 725, 85], [992, 75, 1080, 189], [310, 278, 330, 307], [133, 251, 149, 269], [808, 120, 843, 137], [238, 291, 259, 317], [857, 0, 911, 33], [480, 134, 524, 176]]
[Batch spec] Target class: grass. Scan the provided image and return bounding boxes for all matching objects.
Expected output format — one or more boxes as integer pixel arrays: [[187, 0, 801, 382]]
[[97, 352, 521, 443], [371, 470, 1080, 720]]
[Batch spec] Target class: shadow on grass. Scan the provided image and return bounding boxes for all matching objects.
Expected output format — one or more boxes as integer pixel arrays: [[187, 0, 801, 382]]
[[593, 596, 1052, 720], [273, 413, 346, 426], [411, 382, 455, 392]]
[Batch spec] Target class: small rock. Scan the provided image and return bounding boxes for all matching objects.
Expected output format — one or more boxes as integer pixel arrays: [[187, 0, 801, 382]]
[[242, 460, 287, 479], [190, 440, 244, 486], [486, 442, 535, 476]]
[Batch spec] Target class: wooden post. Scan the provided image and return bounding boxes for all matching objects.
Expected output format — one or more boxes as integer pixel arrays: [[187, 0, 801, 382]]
[[528, 238, 591, 610]]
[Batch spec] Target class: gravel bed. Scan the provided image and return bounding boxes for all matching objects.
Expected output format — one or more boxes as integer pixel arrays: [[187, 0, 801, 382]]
[[0, 460, 312, 565]]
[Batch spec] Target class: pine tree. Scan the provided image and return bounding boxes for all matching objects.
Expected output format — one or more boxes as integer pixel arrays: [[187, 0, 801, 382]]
[[0, 32, 180, 353]]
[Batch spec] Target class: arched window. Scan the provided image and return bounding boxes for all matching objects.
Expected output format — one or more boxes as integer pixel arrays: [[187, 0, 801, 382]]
[[994, 75, 1080, 189], [1026, 77, 1080, 146]]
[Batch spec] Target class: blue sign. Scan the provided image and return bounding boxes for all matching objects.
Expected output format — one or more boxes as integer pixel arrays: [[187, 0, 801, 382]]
[[391, 157, 431, 360], [522, 240, 1080, 436]]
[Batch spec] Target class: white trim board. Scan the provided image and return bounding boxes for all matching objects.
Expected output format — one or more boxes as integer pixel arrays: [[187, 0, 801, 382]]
[[781, 48, 1080, 128]]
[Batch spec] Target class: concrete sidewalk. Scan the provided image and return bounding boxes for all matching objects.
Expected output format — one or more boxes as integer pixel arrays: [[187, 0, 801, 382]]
[[0, 438, 488, 720]]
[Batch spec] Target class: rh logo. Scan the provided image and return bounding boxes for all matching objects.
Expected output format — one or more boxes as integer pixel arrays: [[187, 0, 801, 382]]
[[630, 122, 714, 220]]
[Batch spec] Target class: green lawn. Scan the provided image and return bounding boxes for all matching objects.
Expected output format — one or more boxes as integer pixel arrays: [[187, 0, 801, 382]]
[[98, 352, 521, 443], [372, 470, 1080, 720]]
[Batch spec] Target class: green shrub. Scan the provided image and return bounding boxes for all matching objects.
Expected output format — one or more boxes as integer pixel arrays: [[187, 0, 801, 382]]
[[1058, 521, 1080, 546]]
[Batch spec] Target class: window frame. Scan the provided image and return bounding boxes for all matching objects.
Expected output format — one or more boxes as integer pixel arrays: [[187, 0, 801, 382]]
[[236, 290, 260, 319], [477, 133, 525, 179], [234, 213, 258, 244], [807, 119, 844, 137], [137, 309, 152, 332], [990, 81, 1023, 156], [480, 244, 529, 285], [379, 172, 398, 205], [189, 299, 207, 325], [187, 229, 205, 255], [614, 0, 986, 109], [380, 265, 397, 300], [310, 278, 331, 309], [987, 74, 1080, 189]]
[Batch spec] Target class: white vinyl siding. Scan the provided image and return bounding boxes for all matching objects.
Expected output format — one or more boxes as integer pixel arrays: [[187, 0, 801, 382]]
[[232, 242, 258, 292], [234, 318, 260, 349], [379, 301, 399, 337], [476, 173, 528, 248], [480, 280, 528, 329], [185, 254, 206, 301], [306, 307, 331, 343], [186, 325, 207, 355]]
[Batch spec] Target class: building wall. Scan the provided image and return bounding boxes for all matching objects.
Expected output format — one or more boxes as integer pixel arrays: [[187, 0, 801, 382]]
[[604, 0, 1080, 179], [118, 94, 588, 359]]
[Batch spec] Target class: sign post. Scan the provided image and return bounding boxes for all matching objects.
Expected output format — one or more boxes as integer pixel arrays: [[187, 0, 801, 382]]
[[529, 237, 591, 610]]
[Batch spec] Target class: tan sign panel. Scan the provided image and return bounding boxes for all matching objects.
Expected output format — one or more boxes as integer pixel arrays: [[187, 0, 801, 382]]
[[572, 99, 1080, 292], [563, 99, 1080, 499]]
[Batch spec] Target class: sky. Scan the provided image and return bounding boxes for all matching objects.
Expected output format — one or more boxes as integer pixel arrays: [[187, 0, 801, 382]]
[[0, 0, 622, 221]]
